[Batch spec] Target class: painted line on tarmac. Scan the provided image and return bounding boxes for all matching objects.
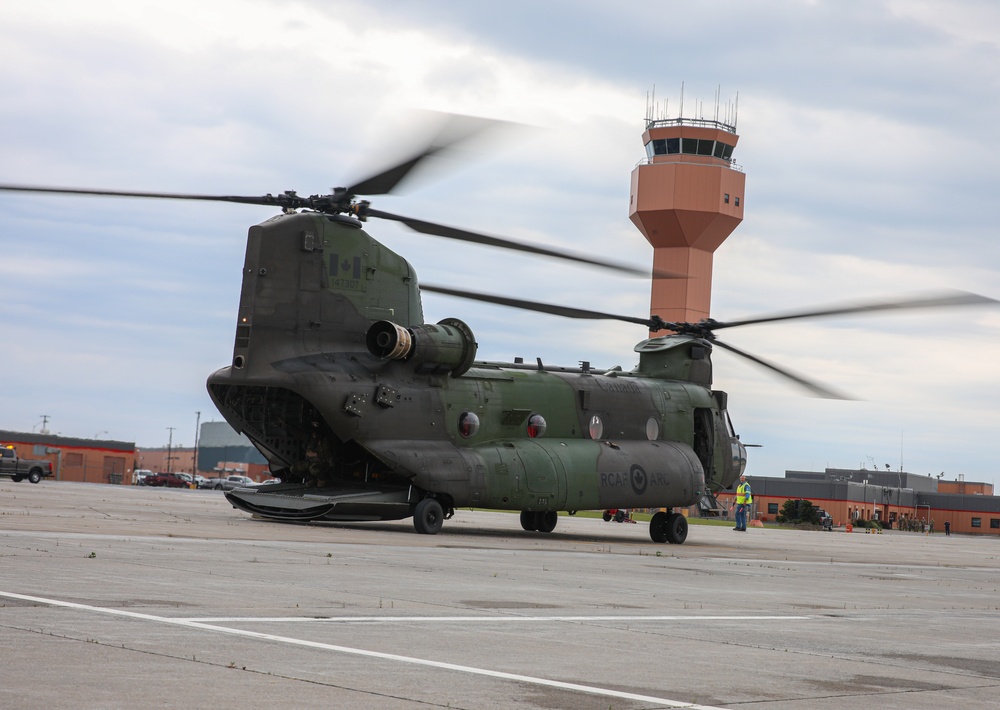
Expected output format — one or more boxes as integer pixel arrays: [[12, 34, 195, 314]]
[[2, 590, 730, 710], [185, 614, 811, 623]]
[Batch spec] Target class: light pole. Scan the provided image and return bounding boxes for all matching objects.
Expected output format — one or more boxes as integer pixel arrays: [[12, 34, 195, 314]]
[[193, 411, 201, 478], [166, 427, 175, 474]]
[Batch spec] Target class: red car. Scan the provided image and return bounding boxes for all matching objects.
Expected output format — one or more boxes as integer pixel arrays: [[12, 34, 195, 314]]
[[143, 472, 190, 488]]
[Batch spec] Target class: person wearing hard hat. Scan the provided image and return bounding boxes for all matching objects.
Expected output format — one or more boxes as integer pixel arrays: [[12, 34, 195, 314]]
[[734, 474, 752, 532]]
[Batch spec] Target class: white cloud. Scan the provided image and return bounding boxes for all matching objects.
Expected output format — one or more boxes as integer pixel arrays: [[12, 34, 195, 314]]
[[0, 0, 997, 486]]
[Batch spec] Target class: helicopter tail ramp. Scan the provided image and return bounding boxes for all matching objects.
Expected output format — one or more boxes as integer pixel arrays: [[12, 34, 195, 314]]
[[224, 483, 413, 522]]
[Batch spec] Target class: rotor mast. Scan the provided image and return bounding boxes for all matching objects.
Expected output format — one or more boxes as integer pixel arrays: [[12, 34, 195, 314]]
[[629, 89, 745, 329]]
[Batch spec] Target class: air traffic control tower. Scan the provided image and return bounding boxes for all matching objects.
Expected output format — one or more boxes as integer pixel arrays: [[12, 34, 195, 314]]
[[629, 111, 745, 327]]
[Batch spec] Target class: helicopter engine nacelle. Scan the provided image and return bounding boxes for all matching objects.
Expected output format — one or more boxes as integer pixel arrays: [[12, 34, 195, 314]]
[[366, 317, 478, 377]]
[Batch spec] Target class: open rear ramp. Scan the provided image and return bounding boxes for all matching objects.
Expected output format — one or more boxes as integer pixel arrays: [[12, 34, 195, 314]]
[[225, 483, 413, 522]]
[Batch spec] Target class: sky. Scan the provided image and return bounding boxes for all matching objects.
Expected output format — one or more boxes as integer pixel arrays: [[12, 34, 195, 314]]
[[1, 0, 998, 485]]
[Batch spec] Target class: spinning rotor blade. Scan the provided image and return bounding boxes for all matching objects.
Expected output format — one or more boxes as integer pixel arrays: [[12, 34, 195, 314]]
[[710, 339, 853, 400], [420, 284, 662, 329], [0, 183, 293, 207], [710, 291, 998, 331], [371, 208, 684, 279], [422, 283, 852, 398], [345, 113, 508, 196]]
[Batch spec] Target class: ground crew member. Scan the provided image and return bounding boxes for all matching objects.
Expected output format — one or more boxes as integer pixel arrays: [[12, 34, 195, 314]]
[[734, 474, 752, 532]]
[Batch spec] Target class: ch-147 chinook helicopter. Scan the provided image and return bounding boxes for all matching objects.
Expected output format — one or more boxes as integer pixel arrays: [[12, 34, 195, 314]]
[[2, 125, 994, 544]]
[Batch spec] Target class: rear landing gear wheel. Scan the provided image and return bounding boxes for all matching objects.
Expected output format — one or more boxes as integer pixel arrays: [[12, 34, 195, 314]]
[[536, 511, 558, 533], [665, 513, 688, 544], [413, 498, 444, 535], [520, 510, 538, 531], [649, 511, 668, 543]]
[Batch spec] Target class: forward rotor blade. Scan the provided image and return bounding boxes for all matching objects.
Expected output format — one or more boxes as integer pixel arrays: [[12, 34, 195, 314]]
[[371, 208, 683, 279], [420, 284, 659, 328], [712, 339, 853, 400], [712, 291, 998, 331]]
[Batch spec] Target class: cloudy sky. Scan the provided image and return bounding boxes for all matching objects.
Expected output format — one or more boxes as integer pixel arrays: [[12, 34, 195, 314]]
[[2, 0, 998, 485]]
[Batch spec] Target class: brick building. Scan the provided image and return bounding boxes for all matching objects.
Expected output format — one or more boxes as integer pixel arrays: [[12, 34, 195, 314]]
[[0, 430, 135, 484], [715, 468, 1000, 536]]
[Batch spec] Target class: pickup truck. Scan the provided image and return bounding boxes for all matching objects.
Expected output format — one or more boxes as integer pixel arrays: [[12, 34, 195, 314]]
[[209, 475, 256, 491], [0, 446, 54, 483]]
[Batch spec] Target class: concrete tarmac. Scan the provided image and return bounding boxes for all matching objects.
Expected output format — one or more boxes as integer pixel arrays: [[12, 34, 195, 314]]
[[2, 480, 999, 709]]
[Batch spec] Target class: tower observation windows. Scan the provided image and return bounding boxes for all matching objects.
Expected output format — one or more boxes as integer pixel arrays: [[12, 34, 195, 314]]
[[645, 138, 734, 161]]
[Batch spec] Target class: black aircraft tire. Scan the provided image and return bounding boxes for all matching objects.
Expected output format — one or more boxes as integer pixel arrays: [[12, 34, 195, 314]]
[[536, 511, 558, 533], [649, 511, 669, 543], [28, 470, 42, 484], [413, 498, 444, 535], [602, 511, 612, 522], [520, 511, 539, 531], [665, 513, 688, 544]]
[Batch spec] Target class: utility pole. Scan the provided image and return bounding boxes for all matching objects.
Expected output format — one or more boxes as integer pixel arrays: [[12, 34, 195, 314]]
[[193, 411, 201, 477], [166, 427, 175, 474]]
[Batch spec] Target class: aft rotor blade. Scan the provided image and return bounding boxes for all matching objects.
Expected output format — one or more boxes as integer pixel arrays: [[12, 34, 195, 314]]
[[420, 284, 661, 328], [712, 291, 998, 331], [712, 339, 853, 400], [371, 208, 683, 279], [345, 114, 506, 196], [0, 183, 302, 208], [345, 153, 444, 196]]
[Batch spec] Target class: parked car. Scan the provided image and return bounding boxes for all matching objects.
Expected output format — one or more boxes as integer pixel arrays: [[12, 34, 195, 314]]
[[209, 475, 256, 491], [143, 472, 190, 488], [194, 475, 212, 489]]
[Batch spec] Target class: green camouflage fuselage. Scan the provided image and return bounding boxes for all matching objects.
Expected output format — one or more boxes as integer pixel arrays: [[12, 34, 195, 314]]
[[207, 212, 746, 524]]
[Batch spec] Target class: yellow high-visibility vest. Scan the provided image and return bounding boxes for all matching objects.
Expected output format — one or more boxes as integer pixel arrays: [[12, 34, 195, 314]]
[[736, 482, 752, 504]]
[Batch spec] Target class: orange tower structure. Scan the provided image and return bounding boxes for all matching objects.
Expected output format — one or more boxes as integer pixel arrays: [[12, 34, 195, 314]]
[[629, 110, 745, 327]]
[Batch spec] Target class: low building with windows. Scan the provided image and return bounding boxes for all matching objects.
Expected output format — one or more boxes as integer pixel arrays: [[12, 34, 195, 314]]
[[715, 468, 999, 535], [0, 430, 135, 484]]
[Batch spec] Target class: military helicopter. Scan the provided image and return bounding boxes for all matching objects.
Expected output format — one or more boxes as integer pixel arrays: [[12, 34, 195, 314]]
[[2, 127, 994, 544]]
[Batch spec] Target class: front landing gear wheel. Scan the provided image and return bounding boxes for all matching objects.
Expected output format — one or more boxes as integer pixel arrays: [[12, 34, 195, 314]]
[[413, 498, 444, 534], [520, 511, 538, 531], [665, 512, 688, 544], [649, 511, 668, 543]]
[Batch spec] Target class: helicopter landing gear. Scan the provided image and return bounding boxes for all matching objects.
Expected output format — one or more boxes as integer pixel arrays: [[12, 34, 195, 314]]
[[519, 510, 558, 533], [649, 511, 668, 543], [413, 498, 444, 534], [537, 510, 557, 533], [649, 511, 688, 544]]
